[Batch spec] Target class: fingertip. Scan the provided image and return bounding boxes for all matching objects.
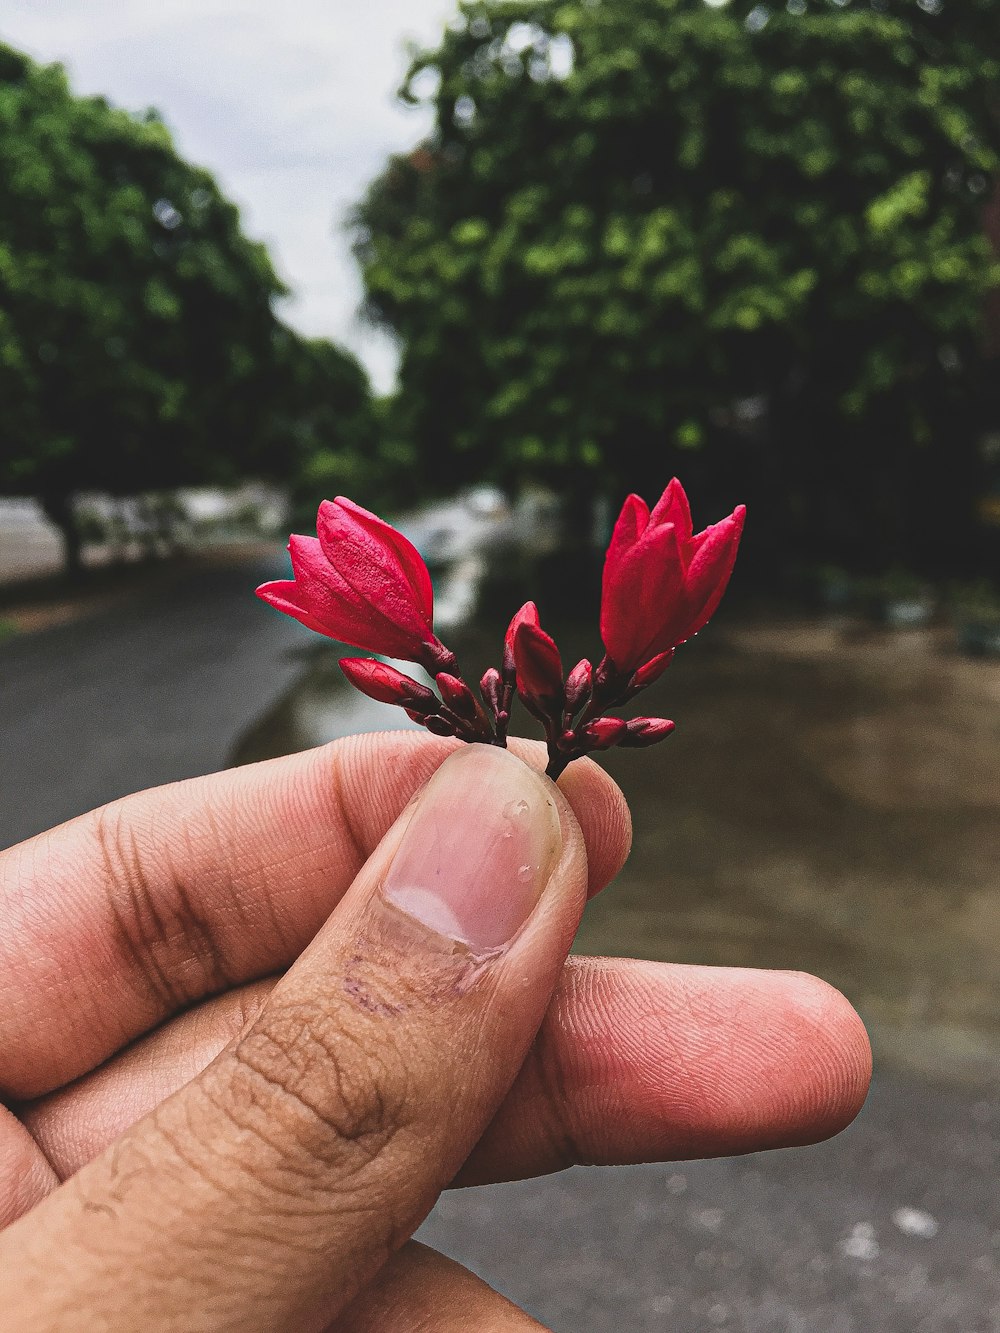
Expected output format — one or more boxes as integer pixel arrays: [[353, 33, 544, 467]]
[[482, 740, 632, 899], [676, 964, 873, 1152], [563, 960, 872, 1161], [764, 970, 872, 1145], [553, 756, 632, 898]]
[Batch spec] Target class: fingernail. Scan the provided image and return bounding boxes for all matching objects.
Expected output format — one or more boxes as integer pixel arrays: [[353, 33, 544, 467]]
[[381, 747, 562, 950]]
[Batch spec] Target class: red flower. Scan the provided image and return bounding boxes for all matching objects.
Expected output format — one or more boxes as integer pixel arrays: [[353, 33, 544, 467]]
[[257, 498, 453, 671], [600, 479, 745, 674]]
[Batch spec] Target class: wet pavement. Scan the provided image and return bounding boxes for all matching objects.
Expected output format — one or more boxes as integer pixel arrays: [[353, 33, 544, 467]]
[[0, 550, 303, 847], [422, 1071, 1000, 1332], [3, 563, 999, 1328]]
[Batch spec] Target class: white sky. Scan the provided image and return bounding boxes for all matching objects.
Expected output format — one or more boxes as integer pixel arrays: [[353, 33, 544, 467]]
[[2, 0, 454, 392]]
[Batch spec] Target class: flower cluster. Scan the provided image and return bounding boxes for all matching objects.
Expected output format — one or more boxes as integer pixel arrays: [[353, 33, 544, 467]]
[[257, 481, 745, 778]]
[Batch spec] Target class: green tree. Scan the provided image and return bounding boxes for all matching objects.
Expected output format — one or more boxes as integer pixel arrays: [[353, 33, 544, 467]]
[[355, 0, 1000, 572], [0, 43, 373, 572], [280, 334, 390, 522]]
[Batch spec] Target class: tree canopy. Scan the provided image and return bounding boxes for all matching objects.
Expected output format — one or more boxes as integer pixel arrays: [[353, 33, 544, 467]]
[[0, 43, 373, 566], [354, 0, 1000, 570]]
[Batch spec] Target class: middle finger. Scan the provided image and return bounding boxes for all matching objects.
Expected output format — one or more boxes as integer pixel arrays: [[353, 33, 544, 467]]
[[20, 957, 870, 1186]]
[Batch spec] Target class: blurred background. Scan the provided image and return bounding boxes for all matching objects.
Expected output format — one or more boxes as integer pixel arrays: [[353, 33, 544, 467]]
[[1, 1, 998, 1328]]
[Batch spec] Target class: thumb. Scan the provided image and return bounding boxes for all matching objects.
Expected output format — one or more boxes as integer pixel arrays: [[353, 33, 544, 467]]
[[0, 746, 588, 1332]]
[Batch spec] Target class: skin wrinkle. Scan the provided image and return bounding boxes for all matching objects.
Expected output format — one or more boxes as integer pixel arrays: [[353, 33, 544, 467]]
[[328, 747, 374, 882], [94, 805, 182, 1017], [187, 795, 258, 956], [520, 1026, 587, 1177], [99, 802, 233, 1013], [218, 987, 421, 1190]]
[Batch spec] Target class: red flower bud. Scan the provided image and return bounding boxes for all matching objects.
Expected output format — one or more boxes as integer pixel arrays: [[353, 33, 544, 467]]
[[579, 716, 629, 750], [564, 658, 593, 714], [619, 717, 676, 747], [512, 618, 564, 714], [339, 658, 438, 714], [257, 497, 452, 671], [436, 672, 479, 721], [600, 479, 745, 673], [503, 601, 539, 683], [480, 666, 504, 714]]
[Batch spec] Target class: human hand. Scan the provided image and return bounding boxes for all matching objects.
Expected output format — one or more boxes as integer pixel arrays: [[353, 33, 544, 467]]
[[0, 735, 870, 1330]]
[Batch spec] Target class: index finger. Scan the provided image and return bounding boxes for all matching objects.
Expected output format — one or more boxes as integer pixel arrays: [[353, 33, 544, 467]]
[[0, 733, 630, 1098]]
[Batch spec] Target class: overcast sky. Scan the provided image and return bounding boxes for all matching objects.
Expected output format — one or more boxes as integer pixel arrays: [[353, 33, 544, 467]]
[[2, 0, 455, 391]]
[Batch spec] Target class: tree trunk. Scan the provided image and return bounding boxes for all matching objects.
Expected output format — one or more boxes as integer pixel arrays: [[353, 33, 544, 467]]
[[39, 491, 84, 579]]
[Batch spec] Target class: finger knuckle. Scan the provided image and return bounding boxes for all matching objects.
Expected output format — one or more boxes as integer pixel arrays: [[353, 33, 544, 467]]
[[528, 1026, 588, 1174], [217, 1000, 414, 1184], [88, 801, 231, 1011]]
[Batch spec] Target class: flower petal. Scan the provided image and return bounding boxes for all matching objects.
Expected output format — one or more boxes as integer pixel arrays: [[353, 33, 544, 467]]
[[680, 505, 746, 642], [331, 497, 434, 621], [603, 494, 649, 584], [602, 521, 686, 669], [513, 620, 564, 709], [317, 498, 433, 640], [648, 477, 693, 542], [505, 600, 540, 655], [255, 580, 329, 637], [286, 533, 426, 656]]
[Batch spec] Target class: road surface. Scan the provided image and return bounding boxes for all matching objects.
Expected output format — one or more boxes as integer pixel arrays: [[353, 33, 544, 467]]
[[0, 551, 301, 847]]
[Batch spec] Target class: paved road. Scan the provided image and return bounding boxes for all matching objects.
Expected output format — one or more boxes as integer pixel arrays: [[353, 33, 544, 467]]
[[1, 565, 997, 1330], [0, 551, 302, 847], [421, 1072, 1000, 1331]]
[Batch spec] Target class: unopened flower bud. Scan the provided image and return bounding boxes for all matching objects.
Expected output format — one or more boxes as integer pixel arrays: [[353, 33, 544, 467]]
[[504, 601, 540, 686], [339, 658, 438, 713], [619, 717, 676, 747], [579, 717, 629, 750], [564, 658, 593, 714], [436, 672, 479, 721], [480, 667, 504, 714], [512, 618, 564, 716]]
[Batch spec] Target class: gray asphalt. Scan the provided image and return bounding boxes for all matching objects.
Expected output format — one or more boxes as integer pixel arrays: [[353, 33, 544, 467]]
[[0, 552, 302, 847], [1, 557, 997, 1330], [421, 1074, 1000, 1331]]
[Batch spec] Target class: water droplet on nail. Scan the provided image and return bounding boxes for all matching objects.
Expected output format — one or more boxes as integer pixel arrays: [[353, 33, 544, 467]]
[[517, 864, 534, 883], [503, 797, 531, 822]]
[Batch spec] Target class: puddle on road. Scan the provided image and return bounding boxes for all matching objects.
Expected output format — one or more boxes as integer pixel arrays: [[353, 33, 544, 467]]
[[233, 615, 1000, 1090]]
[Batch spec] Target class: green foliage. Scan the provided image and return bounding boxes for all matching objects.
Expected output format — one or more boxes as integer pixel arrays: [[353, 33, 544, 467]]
[[281, 337, 401, 523], [355, 0, 1000, 569], [0, 43, 375, 564]]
